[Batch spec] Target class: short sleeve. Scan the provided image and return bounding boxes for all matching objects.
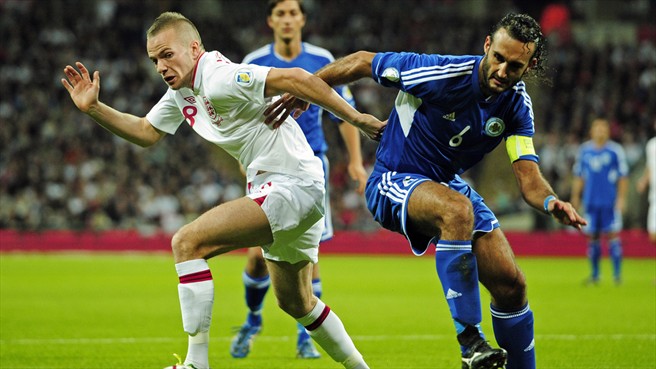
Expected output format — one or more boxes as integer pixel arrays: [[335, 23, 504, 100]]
[[146, 89, 184, 135]]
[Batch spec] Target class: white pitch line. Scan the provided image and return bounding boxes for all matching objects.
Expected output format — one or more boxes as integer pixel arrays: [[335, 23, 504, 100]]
[[1, 334, 654, 345]]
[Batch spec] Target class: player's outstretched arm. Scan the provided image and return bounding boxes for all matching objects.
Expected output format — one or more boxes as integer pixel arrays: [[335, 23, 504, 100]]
[[263, 51, 377, 129], [512, 160, 587, 230], [62, 62, 165, 147], [264, 67, 385, 141]]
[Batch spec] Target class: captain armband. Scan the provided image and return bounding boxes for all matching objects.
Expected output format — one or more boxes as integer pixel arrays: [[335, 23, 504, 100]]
[[505, 135, 538, 163]]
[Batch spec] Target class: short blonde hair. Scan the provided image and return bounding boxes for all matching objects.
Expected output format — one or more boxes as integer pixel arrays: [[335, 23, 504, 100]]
[[147, 12, 203, 48]]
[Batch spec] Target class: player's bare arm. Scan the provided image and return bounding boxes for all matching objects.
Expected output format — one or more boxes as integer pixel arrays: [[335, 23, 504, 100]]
[[62, 62, 165, 147], [616, 176, 628, 213], [338, 122, 367, 194], [264, 67, 385, 140], [511, 159, 587, 230], [570, 176, 584, 210], [263, 51, 377, 129]]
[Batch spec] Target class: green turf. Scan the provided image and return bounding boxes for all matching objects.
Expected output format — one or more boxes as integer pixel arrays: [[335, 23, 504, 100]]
[[1, 253, 654, 368]]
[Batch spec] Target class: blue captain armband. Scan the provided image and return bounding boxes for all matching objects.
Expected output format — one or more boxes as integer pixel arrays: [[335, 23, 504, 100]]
[[506, 135, 538, 163]]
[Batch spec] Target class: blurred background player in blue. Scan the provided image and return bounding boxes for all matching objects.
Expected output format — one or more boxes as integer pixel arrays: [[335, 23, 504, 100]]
[[230, 0, 367, 360], [572, 118, 629, 285], [266, 12, 587, 369]]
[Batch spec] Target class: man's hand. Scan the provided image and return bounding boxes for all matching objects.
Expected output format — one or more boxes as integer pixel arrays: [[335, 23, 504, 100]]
[[354, 115, 386, 141], [548, 199, 588, 231], [348, 162, 368, 195], [61, 62, 101, 114], [263, 93, 309, 128]]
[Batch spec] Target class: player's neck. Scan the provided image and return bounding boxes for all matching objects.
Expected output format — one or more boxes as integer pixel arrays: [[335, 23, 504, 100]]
[[274, 38, 302, 61]]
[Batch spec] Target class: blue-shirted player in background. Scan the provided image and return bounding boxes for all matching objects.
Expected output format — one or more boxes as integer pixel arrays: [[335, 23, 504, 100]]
[[266, 12, 587, 369], [571, 118, 628, 285], [231, 0, 367, 360]]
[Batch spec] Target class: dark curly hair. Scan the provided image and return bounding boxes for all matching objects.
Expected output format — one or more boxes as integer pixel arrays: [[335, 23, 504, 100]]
[[490, 13, 551, 85]]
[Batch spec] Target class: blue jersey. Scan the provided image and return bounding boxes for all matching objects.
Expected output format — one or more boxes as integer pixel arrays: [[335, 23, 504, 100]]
[[243, 42, 355, 155], [573, 140, 628, 208], [371, 52, 538, 182]]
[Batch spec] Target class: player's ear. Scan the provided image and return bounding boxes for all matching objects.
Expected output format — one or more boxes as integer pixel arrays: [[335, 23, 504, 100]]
[[483, 35, 491, 54], [527, 57, 538, 71], [191, 40, 202, 58]]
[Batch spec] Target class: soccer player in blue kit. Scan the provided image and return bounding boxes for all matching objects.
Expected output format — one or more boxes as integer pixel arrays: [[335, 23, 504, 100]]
[[267, 12, 587, 369], [571, 118, 628, 285], [231, 0, 367, 360]]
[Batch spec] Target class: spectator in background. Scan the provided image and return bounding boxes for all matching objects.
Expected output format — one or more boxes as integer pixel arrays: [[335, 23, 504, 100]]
[[571, 118, 629, 285], [230, 0, 367, 360]]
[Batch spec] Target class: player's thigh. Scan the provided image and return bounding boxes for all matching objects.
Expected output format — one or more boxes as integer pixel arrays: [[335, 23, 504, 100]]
[[180, 196, 273, 254], [473, 228, 526, 303], [407, 180, 472, 237], [266, 259, 315, 317]]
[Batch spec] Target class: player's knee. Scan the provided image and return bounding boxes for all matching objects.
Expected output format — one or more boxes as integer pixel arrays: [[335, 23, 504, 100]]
[[492, 271, 528, 309], [441, 197, 474, 230], [246, 250, 268, 276], [171, 225, 201, 261]]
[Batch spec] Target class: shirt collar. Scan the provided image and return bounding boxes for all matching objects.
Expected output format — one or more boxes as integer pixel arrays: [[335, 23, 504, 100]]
[[192, 51, 207, 92]]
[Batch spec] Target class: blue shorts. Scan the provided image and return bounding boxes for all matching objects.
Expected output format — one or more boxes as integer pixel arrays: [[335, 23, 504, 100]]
[[583, 205, 622, 235], [365, 168, 499, 256]]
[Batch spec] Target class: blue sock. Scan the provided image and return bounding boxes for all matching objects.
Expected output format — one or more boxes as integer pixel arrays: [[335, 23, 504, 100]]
[[242, 271, 270, 327], [491, 303, 535, 369], [297, 278, 323, 344], [609, 238, 622, 281], [435, 240, 482, 354], [588, 240, 601, 280]]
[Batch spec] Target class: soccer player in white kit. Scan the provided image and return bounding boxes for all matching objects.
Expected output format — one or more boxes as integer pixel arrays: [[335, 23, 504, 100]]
[[61, 11, 383, 369]]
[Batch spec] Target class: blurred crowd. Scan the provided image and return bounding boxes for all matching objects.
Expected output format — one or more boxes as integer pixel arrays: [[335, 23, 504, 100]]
[[1, 0, 655, 234]]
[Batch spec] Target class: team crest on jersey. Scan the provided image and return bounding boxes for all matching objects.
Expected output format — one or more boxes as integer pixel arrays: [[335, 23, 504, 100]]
[[484, 117, 505, 137], [382, 67, 400, 82], [235, 70, 253, 86], [202, 96, 223, 126]]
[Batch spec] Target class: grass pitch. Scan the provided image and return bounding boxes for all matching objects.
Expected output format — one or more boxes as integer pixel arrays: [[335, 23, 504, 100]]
[[1, 252, 654, 368]]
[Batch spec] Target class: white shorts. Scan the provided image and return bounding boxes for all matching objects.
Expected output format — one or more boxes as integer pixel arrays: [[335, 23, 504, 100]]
[[247, 172, 325, 264]]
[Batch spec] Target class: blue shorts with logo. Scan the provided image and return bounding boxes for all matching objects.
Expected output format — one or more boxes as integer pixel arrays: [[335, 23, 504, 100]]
[[583, 205, 621, 235], [365, 166, 499, 255]]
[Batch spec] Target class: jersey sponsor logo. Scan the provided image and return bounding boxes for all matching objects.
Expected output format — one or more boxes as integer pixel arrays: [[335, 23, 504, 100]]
[[484, 117, 505, 137], [235, 70, 254, 86], [201, 95, 223, 126], [184, 96, 196, 104], [442, 112, 456, 121], [382, 67, 400, 82]]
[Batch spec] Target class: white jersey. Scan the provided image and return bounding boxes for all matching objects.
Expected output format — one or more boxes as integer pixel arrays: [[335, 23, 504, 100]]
[[146, 51, 323, 183]]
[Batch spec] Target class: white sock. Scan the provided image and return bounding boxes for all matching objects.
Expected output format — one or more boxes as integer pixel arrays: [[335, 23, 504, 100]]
[[296, 299, 368, 369], [176, 260, 214, 369], [185, 331, 209, 369]]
